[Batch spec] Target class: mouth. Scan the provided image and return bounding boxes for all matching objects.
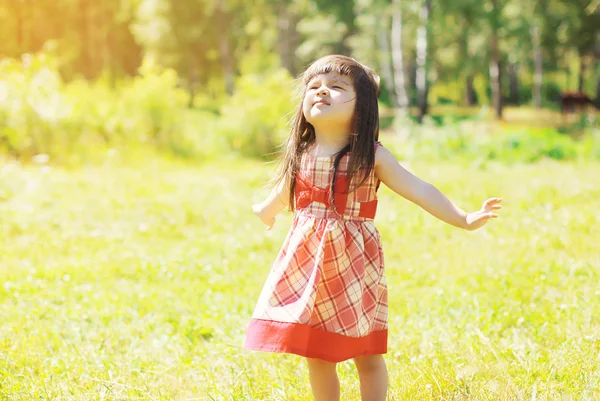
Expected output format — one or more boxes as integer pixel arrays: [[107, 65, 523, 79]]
[[313, 100, 330, 106]]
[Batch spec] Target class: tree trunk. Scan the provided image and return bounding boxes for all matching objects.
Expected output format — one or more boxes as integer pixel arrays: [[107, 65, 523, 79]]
[[102, 1, 116, 88], [277, 1, 300, 77], [16, 1, 24, 52], [220, 35, 234, 96], [376, 17, 395, 106], [466, 75, 476, 106], [531, 25, 543, 108], [79, 0, 92, 78], [489, 0, 503, 119], [578, 55, 586, 92], [459, 23, 476, 107], [596, 57, 600, 103], [489, 57, 503, 119], [596, 30, 600, 102], [216, 0, 234, 95], [416, 0, 431, 123], [390, 0, 409, 113], [335, 6, 356, 56], [508, 62, 519, 105], [188, 54, 197, 109]]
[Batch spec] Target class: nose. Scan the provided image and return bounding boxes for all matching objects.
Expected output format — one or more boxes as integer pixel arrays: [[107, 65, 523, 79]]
[[316, 85, 329, 96]]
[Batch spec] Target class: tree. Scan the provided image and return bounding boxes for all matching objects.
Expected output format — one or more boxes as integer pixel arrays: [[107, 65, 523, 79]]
[[487, 0, 504, 119], [276, 0, 301, 77], [133, 0, 231, 105], [390, 0, 410, 113], [415, 0, 432, 122]]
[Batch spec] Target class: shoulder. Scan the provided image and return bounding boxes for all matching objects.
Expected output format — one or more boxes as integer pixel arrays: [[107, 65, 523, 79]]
[[374, 142, 397, 168]]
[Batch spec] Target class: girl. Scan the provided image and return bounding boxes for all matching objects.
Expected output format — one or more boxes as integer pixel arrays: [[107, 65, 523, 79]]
[[244, 54, 502, 401]]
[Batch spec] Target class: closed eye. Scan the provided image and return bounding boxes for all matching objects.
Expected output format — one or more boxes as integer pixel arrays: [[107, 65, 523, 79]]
[[308, 84, 345, 90], [308, 85, 346, 91]]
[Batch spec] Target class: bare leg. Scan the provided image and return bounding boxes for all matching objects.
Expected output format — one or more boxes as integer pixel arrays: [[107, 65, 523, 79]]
[[353, 355, 388, 401], [307, 358, 340, 401]]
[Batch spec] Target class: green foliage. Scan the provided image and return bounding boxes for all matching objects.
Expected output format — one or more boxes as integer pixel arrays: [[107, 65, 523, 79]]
[[62, 60, 192, 153], [216, 68, 296, 159], [482, 128, 581, 162], [541, 80, 563, 108], [1, 52, 599, 166], [0, 54, 69, 158], [386, 114, 600, 164], [0, 53, 225, 164], [3, 0, 597, 121]]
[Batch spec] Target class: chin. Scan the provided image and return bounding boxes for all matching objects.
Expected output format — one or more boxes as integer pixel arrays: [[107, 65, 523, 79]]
[[306, 115, 333, 125]]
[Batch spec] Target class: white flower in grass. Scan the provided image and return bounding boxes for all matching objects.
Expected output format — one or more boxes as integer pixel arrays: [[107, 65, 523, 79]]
[[32, 153, 50, 164]]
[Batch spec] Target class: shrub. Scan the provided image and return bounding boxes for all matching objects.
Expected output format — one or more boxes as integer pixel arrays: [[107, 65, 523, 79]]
[[216, 68, 295, 159], [0, 53, 222, 163]]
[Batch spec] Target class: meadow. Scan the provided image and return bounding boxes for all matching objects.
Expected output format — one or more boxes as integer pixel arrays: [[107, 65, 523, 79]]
[[1, 143, 600, 399]]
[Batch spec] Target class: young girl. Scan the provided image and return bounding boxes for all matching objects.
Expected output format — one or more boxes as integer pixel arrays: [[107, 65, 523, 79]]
[[244, 54, 502, 401]]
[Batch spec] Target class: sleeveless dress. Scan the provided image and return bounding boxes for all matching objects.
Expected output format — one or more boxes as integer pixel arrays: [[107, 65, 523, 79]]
[[244, 143, 388, 362]]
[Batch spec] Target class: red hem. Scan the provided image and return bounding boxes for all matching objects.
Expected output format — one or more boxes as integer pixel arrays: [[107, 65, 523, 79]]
[[244, 319, 387, 362]]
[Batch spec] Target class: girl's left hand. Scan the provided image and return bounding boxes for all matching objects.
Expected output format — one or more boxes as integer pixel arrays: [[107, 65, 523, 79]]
[[252, 204, 276, 231], [465, 198, 503, 231]]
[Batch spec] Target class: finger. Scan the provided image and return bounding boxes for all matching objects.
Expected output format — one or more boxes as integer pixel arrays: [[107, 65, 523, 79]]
[[487, 197, 502, 205], [486, 198, 502, 206], [491, 205, 503, 210]]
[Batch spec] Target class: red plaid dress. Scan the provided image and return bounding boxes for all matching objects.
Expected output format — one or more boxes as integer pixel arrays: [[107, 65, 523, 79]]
[[244, 143, 388, 362]]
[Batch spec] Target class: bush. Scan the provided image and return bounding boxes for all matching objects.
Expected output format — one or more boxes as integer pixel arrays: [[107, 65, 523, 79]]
[[542, 81, 563, 109], [216, 68, 295, 159], [483, 128, 580, 162], [384, 117, 597, 164], [1, 51, 597, 166], [0, 53, 70, 158], [0, 53, 223, 164]]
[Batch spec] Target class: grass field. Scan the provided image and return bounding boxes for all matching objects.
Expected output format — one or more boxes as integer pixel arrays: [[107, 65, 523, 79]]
[[1, 155, 600, 400]]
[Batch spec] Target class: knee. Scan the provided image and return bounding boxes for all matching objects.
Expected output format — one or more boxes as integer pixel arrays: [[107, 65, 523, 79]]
[[307, 358, 337, 371], [353, 355, 385, 374]]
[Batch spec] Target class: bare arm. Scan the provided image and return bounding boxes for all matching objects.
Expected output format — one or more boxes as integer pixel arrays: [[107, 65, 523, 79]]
[[252, 178, 290, 230], [375, 147, 502, 231]]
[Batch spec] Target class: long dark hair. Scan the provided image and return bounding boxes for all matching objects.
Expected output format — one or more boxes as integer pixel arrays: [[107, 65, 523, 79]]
[[274, 54, 381, 212]]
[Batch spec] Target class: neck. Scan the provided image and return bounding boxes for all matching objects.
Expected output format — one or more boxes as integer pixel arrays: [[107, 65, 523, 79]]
[[312, 125, 352, 155]]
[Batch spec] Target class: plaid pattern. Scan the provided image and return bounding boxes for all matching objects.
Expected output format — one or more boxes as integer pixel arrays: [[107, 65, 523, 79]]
[[296, 152, 379, 221], [251, 147, 388, 338]]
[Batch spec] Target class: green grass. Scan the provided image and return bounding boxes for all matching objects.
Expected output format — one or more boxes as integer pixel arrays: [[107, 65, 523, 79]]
[[1, 156, 600, 400]]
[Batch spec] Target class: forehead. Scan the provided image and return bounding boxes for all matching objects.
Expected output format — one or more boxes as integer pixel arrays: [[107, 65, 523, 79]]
[[307, 72, 352, 85]]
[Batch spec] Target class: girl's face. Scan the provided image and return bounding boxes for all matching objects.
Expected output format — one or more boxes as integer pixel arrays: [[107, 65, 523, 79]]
[[302, 72, 357, 131]]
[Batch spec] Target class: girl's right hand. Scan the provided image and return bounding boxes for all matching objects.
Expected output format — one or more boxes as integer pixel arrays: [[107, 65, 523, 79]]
[[252, 204, 276, 231]]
